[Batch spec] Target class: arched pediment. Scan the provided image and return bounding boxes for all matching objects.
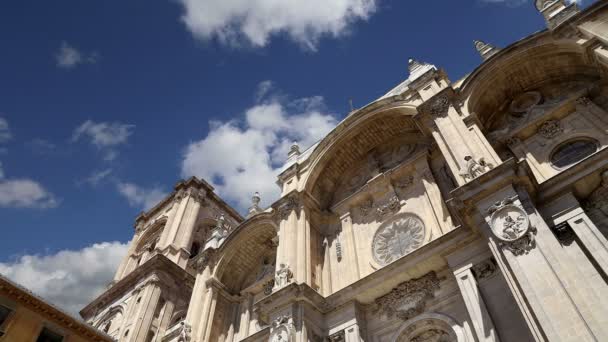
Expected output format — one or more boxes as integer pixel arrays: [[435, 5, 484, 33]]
[[301, 102, 421, 209], [460, 39, 600, 128], [212, 214, 278, 293]]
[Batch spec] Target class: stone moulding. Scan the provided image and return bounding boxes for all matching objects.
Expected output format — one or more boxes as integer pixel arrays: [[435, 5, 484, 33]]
[[372, 271, 440, 321], [487, 196, 537, 256]]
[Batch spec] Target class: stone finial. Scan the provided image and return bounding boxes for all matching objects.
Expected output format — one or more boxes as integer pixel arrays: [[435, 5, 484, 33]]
[[288, 141, 301, 159], [535, 0, 579, 29], [473, 40, 499, 60], [406, 57, 438, 85], [247, 192, 263, 218]]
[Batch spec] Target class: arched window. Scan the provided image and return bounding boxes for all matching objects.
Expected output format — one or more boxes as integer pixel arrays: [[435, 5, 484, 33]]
[[550, 138, 598, 169], [103, 321, 111, 333], [189, 242, 201, 259], [148, 240, 157, 252]]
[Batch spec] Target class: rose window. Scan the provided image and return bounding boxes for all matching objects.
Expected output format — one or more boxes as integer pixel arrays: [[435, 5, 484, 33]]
[[372, 215, 425, 266]]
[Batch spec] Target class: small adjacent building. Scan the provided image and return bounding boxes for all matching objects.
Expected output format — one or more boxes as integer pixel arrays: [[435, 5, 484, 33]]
[[0, 275, 112, 342]]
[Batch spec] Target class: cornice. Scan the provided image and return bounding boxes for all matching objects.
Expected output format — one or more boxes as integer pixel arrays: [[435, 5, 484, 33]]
[[0, 275, 113, 342], [79, 254, 194, 318], [134, 176, 244, 228]]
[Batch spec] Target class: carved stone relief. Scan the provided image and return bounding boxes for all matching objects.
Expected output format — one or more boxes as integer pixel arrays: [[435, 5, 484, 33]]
[[269, 315, 294, 342], [372, 214, 425, 266], [276, 196, 300, 221], [487, 196, 537, 255], [177, 322, 192, 342], [395, 318, 457, 342], [537, 119, 564, 140], [274, 263, 293, 289], [409, 329, 451, 342], [332, 138, 421, 204], [358, 196, 403, 221], [373, 271, 440, 321], [471, 258, 498, 280], [327, 331, 345, 342]]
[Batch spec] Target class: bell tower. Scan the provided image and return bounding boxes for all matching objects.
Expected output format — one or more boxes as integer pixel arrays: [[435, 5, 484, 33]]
[[80, 177, 242, 342]]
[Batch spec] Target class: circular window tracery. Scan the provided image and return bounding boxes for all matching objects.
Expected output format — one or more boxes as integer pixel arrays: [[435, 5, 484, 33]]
[[550, 138, 598, 169], [372, 214, 425, 266]]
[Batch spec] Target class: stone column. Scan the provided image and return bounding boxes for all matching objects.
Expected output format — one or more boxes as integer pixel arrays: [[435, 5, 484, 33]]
[[453, 266, 499, 342], [475, 185, 606, 341], [186, 262, 218, 342], [546, 192, 608, 276], [418, 90, 500, 186], [236, 294, 252, 340], [416, 158, 453, 234], [274, 193, 313, 287], [154, 299, 175, 342], [159, 187, 203, 266], [130, 278, 163, 342], [113, 232, 140, 281]]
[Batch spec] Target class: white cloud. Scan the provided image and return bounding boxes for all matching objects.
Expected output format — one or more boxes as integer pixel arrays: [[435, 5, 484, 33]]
[[79, 169, 113, 187], [177, 0, 377, 50], [181, 81, 338, 211], [72, 120, 135, 161], [117, 182, 167, 211], [0, 117, 12, 143], [0, 178, 58, 208], [0, 241, 129, 315], [55, 41, 99, 69]]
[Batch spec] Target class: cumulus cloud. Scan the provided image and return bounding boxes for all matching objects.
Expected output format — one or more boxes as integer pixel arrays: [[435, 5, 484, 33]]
[[0, 178, 58, 208], [176, 0, 377, 50], [0, 241, 129, 315], [72, 120, 134, 161], [55, 41, 99, 69], [117, 182, 167, 211], [181, 81, 338, 211], [0, 117, 12, 143]]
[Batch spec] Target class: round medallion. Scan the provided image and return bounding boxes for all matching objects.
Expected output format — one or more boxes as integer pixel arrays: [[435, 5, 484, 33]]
[[489, 205, 530, 242], [509, 91, 542, 113], [372, 215, 425, 266]]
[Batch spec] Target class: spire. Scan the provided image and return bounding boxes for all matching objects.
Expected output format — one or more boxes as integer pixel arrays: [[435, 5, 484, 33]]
[[473, 40, 499, 60], [247, 192, 262, 218], [535, 0, 579, 29]]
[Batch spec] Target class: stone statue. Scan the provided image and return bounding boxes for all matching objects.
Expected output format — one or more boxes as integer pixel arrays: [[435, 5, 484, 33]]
[[274, 263, 293, 288]]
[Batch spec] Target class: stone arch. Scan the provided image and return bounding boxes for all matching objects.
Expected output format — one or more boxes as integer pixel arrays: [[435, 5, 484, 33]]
[[212, 214, 278, 293], [300, 101, 423, 210], [461, 38, 601, 129], [391, 312, 469, 342], [135, 217, 167, 253], [94, 304, 125, 336]]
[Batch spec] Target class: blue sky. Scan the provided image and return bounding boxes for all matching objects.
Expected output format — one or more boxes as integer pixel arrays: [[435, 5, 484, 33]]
[[0, 0, 587, 314]]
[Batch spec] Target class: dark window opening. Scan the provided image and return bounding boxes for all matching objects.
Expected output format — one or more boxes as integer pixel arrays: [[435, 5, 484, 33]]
[[36, 327, 63, 342], [190, 242, 201, 259], [551, 138, 598, 168]]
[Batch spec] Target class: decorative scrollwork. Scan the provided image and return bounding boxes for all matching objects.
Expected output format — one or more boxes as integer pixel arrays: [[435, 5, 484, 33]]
[[373, 271, 440, 321], [537, 119, 563, 139]]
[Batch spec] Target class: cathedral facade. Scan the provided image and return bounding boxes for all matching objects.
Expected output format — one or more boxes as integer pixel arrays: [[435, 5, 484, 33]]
[[79, 1, 608, 341]]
